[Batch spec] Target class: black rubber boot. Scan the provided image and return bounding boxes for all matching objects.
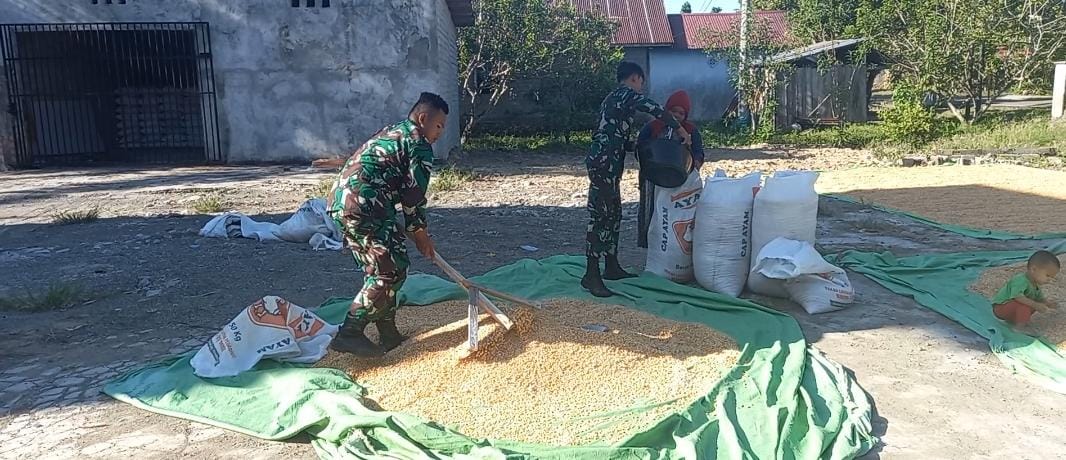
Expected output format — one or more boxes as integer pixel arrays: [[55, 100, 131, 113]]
[[375, 316, 406, 353], [603, 254, 638, 280], [330, 314, 383, 358], [581, 256, 616, 297]]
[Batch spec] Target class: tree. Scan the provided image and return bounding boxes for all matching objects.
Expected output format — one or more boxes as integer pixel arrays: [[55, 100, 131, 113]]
[[754, 0, 862, 44], [682, 1, 693, 13], [535, 5, 622, 140], [711, 7, 723, 13], [458, 0, 556, 140], [853, 0, 1066, 124], [702, 15, 799, 136], [457, 0, 619, 140]]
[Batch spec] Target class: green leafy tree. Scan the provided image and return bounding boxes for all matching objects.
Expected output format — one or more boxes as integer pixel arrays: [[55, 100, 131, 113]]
[[682, 1, 693, 13], [711, 6, 723, 13], [703, 15, 798, 138], [536, 5, 622, 140], [458, 0, 619, 140], [755, 0, 862, 44], [853, 0, 1066, 124]]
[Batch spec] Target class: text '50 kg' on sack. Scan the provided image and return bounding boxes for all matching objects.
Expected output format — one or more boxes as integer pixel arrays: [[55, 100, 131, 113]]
[[693, 172, 762, 297], [645, 171, 703, 283], [748, 171, 820, 297], [191, 296, 338, 378]]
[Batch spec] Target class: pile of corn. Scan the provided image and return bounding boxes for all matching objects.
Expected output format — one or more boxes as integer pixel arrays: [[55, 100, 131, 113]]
[[971, 256, 1066, 350], [316, 299, 739, 445], [818, 165, 1066, 236]]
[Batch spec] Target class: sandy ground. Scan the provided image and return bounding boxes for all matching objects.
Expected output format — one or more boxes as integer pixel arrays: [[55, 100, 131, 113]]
[[818, 164, 1066, 236], [1, 146, 1065, 459]]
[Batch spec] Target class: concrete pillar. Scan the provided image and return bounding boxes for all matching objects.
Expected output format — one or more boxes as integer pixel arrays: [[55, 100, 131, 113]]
[[1054, 62, 1065, 120]]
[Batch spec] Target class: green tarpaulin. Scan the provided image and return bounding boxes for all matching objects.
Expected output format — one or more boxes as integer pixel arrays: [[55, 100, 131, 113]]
[[105, 255, 876, 459], [835, 246, 1066, 394], [825, 194, 1066, 241]]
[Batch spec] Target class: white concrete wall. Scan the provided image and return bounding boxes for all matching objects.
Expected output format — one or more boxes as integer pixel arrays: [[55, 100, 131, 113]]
[[648, 48, 734, 123], [0, 0, 461, 163]]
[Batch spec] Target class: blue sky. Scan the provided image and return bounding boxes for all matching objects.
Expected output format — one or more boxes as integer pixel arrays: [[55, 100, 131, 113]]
[[663, 0, 739, 13]]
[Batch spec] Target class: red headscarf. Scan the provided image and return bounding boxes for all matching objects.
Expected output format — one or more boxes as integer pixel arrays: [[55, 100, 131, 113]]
[[649, 90, 697, 139]]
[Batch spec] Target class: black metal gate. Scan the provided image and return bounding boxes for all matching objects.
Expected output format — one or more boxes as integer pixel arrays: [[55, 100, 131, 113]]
[[0, 22, 222, 167]]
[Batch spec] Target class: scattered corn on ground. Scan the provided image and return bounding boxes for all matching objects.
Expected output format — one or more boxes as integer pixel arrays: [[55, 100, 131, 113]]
[[970, 256, 1066, 351], [818, 165, 1066, 235], [316, 299, 740, 445]]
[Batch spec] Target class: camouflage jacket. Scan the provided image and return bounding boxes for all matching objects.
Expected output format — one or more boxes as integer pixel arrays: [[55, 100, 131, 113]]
[[588, 86, 679, 160], [327, 119, 433, 233]]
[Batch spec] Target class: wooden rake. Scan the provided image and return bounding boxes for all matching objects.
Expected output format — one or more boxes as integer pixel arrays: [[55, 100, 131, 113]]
[[431, 251, 539, 354]]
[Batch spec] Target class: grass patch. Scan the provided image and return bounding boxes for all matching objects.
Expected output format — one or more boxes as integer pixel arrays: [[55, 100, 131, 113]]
[[51, 208, 100, 225], [768, 123, 888, 149], [429, 166, 478, 193], [701, 123, 888, 149], [307, 178, 334, 199], [464, 132, 592, 153], [928, 115, 1066, 153], [0, 282, 87, 312], [192, 194, 225, 214]]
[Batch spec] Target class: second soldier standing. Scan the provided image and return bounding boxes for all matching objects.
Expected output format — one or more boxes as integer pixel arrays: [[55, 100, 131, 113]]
[[582, 62, 690, 297]]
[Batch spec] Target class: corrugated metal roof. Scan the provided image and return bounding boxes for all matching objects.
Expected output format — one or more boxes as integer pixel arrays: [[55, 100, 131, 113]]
[[763, 38, 865, 64], [563, 0, 674, 46], [667, 11, 791, 50]]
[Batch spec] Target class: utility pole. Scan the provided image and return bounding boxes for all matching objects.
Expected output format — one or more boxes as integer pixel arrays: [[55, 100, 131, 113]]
[[738, 0, 752, 129]]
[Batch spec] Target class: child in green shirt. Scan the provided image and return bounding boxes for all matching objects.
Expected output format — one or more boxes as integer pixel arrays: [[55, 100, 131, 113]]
[[991, 250, 1060, 329]]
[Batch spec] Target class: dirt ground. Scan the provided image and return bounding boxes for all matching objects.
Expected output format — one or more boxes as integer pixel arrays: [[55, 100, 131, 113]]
[[1, 146, 1065, 459]]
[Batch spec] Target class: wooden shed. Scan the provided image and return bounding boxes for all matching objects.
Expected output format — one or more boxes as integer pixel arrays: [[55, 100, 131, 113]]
[[760, 39, 885, 129]]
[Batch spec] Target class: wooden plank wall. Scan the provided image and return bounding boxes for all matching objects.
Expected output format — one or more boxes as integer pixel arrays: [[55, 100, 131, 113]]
[[773, 64, 869, 129]]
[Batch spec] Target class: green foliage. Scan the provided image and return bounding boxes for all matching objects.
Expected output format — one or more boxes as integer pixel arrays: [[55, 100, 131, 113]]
[[307, 178, 333, 200], [0, 282, 87, 312], [51, 208, 100, 225], [702, 13, 798, 133], [535, 5, 622, 138], [854, 0, 1066, 124], [681, 1, 692, 13], [703, 121, 888, 149], [192, 194, 225, 214], [429, 166, 478, 193], [930, 111, 1066, 153], [464, 131, 591, 153], [458, 0, 620, 139], [879, 83, 941, 146]]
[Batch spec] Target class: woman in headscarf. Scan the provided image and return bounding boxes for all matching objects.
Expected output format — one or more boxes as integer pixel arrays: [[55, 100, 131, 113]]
[[635, 90, 705, 248]]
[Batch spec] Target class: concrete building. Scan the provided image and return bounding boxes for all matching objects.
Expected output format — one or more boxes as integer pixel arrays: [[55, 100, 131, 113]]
[[0, 0, 472, 169]]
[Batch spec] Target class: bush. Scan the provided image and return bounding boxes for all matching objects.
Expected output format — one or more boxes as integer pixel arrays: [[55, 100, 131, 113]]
[[880, 84, 940, 145]]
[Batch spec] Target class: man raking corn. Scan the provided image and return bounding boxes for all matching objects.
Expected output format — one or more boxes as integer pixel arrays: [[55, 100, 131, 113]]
[[326, 92, 448, 357]]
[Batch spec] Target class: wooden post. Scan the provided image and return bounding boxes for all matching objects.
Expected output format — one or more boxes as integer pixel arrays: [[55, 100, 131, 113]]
[[467, 286, 480, 352]]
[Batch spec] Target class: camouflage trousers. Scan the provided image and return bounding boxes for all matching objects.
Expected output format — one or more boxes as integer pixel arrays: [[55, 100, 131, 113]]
[[333, 215, 409, 323], [585, 142, 625, 259]]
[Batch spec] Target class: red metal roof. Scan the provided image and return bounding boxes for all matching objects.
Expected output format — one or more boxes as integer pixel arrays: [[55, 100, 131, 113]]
[[563, 0, 674, 46], [668, 11, 791, 50]]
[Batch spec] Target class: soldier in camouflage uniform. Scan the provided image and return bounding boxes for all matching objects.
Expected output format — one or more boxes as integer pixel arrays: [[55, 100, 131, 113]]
[[582, 62, 691, 297], [326, 92, 449, 357]]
